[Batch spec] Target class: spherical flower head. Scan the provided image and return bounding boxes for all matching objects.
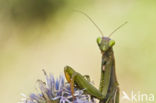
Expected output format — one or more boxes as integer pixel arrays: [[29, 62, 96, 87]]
[[18, 70, 95, 103]]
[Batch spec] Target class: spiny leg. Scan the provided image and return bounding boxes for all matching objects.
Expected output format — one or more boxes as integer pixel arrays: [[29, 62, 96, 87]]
[[64, 71, 77, 102], [83, 75, 91, 82], [83, 75, 96, 103]]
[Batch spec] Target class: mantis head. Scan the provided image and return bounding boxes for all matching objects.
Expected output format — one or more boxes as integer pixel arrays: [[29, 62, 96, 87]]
[[97, 37, 115, 53]]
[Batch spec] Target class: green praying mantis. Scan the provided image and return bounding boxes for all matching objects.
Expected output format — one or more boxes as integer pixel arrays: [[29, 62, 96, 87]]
[[64, 11, 127, 103]]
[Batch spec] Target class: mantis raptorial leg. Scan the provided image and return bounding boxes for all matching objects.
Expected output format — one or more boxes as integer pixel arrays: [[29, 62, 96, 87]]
[[64, 11, 127, 103], [64, 70, 76, 102]]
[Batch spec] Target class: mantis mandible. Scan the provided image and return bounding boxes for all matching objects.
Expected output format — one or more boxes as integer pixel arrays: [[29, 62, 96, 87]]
[[64, 11, 127, 103]]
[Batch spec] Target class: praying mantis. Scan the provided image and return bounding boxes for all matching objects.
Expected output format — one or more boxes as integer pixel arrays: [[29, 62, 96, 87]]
[[64, 11, 127, 103]]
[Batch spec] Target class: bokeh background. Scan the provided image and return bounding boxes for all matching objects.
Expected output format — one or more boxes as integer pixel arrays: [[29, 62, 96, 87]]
[[0, 0, 156, 103]]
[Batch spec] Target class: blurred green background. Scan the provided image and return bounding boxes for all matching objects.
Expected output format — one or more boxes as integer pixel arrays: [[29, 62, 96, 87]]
[[0, 0, 156, 103]]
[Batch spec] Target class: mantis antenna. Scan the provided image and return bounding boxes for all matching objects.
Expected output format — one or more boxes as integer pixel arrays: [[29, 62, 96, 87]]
[[108, 21, 128, 37], [75, 10, 104, 36]]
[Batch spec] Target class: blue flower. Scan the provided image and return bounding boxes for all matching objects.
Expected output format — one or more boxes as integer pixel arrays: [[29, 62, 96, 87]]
[[18, 70, 95, 103]]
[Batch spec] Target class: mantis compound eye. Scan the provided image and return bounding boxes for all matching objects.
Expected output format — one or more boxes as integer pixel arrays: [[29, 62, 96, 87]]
[[109, 40, 115, 47], [97, 37, 102, 45]]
